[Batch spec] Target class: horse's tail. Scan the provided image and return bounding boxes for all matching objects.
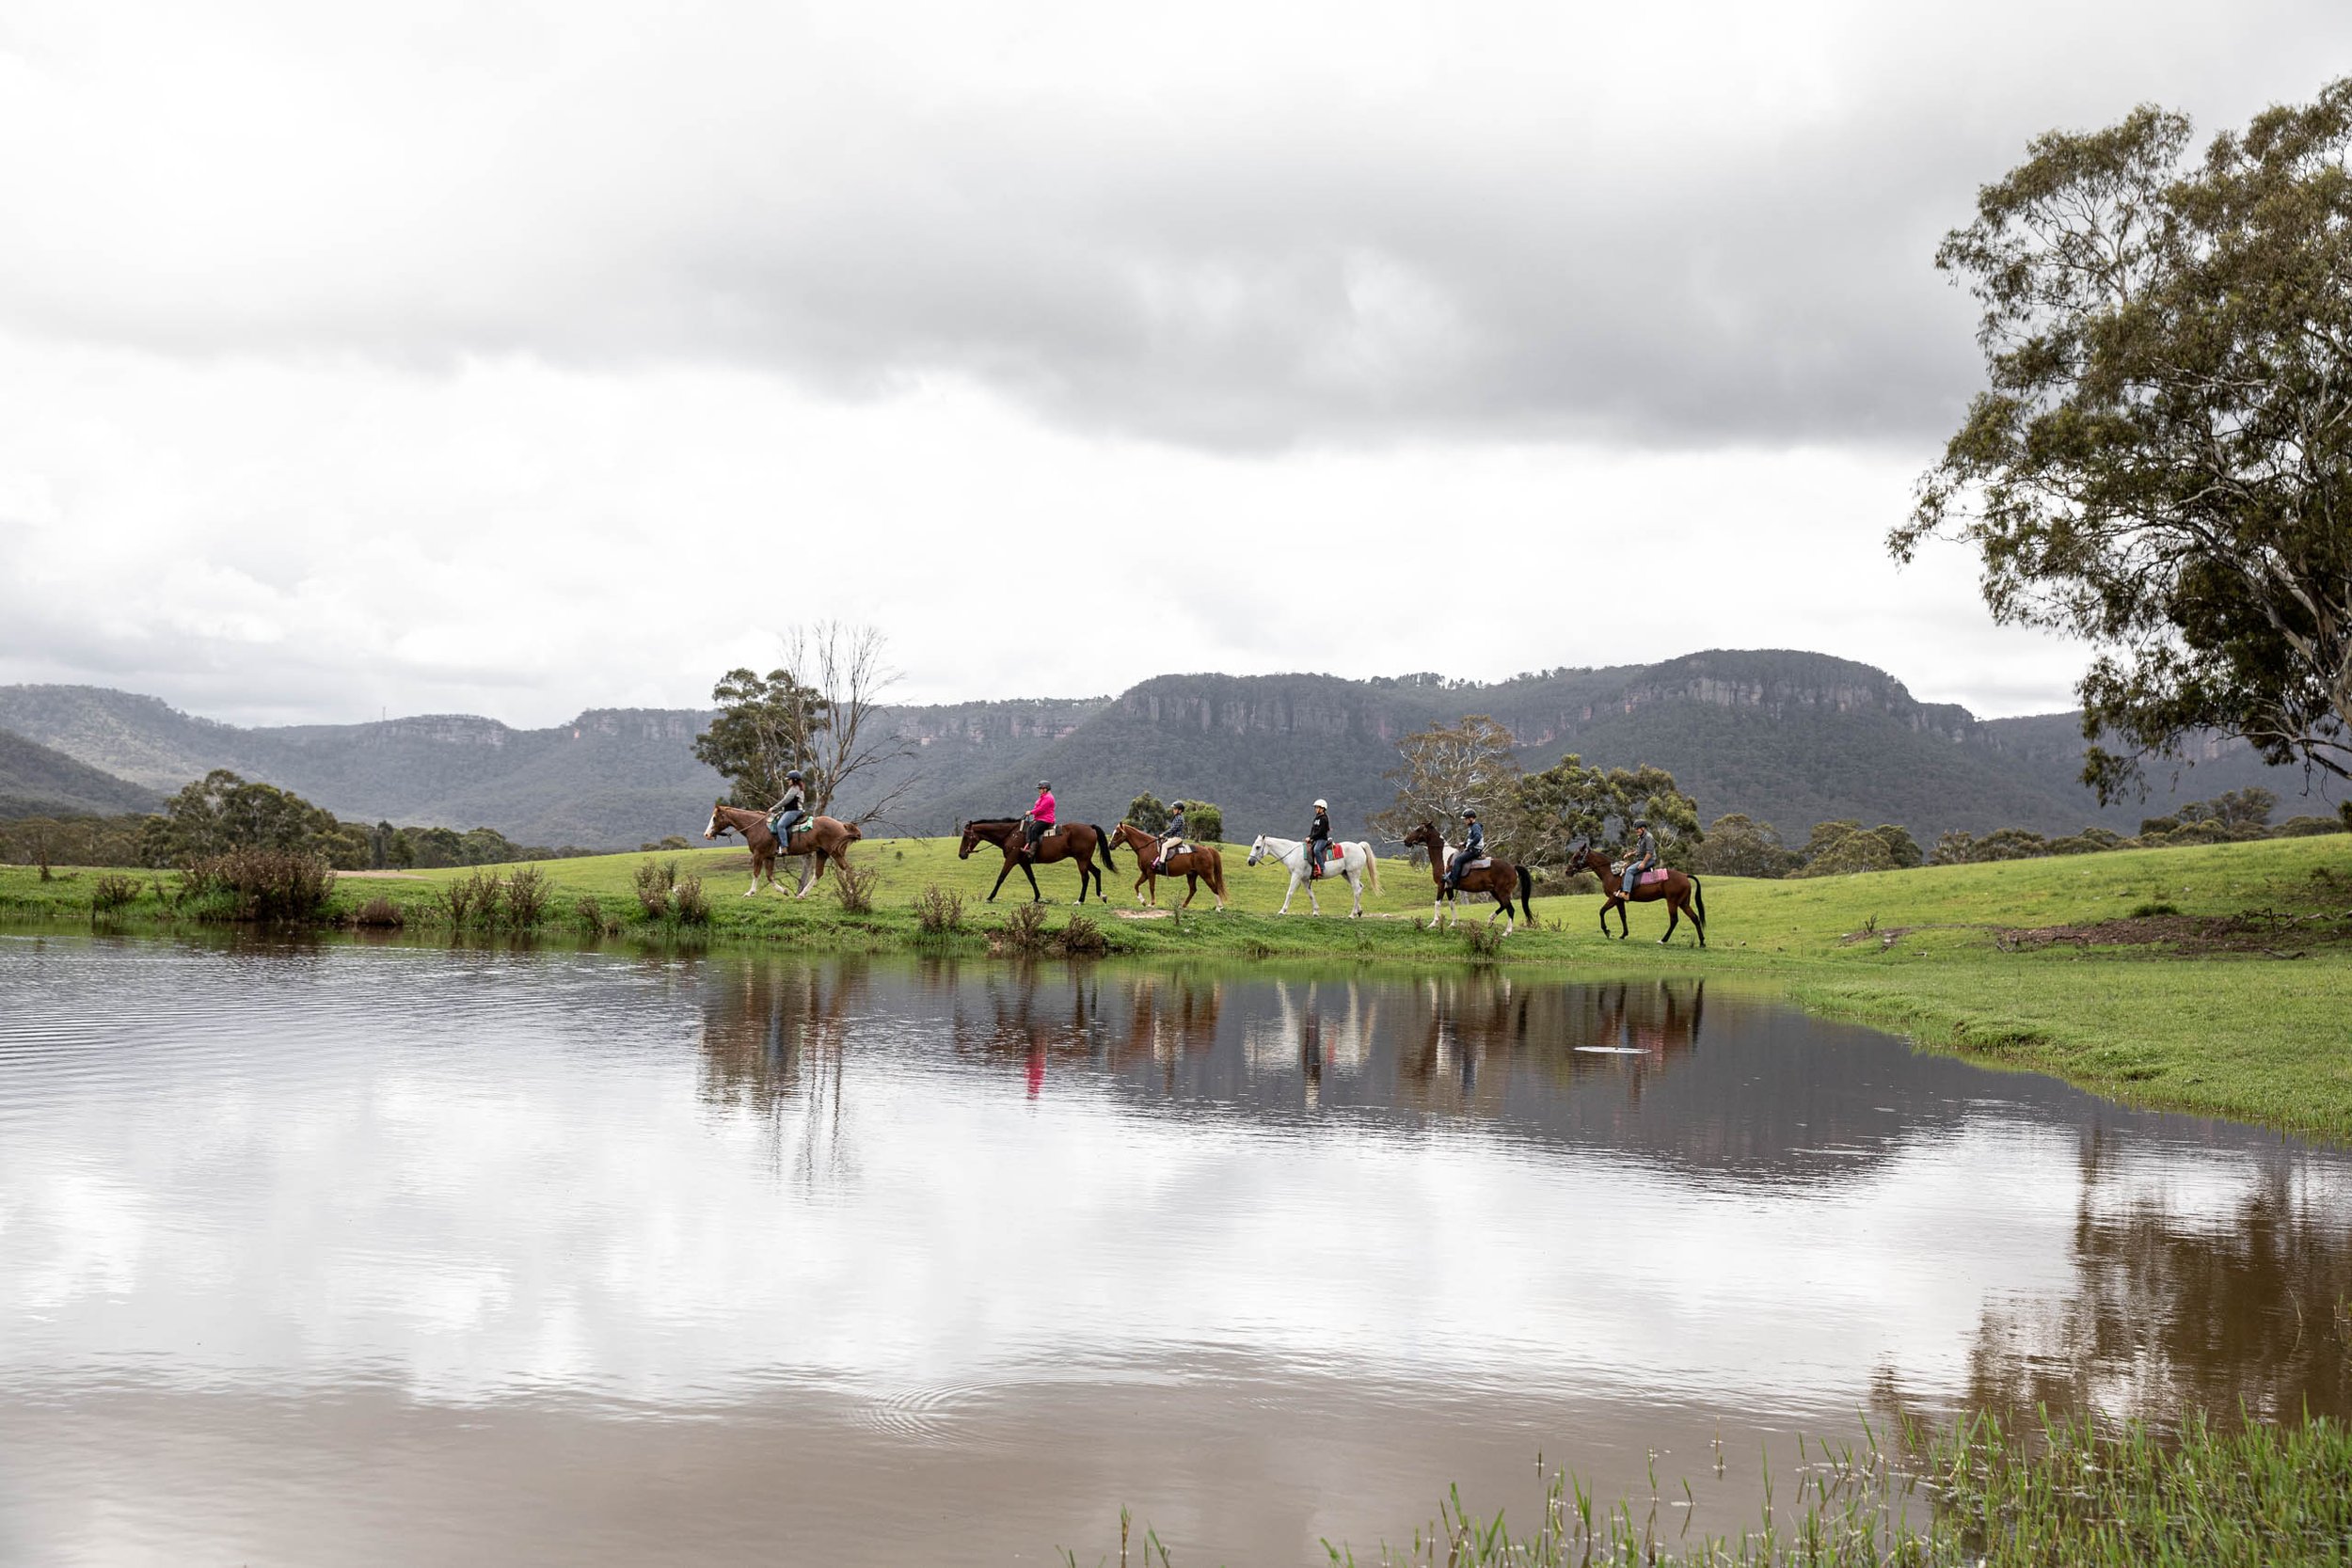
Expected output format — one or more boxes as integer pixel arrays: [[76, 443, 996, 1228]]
[[1692, 874, 1706, 927], [1518, 864, 1534, 921], [1093, 825, 1117, 870], [1362, 842, 1380, 895]]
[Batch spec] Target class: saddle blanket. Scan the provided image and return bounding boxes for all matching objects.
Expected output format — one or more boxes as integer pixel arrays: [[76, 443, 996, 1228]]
[[1448, 854, 1493, 873], [1611, 865, 1671, 888]]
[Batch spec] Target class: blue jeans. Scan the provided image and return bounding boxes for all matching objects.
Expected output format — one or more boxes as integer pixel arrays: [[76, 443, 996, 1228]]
[[771, 808, 804, 842], [1622, 862, 1651, 894]]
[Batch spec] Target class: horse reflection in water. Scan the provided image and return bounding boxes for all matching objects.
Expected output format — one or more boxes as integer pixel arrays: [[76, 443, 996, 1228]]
[[696, 957, 869, 1184], [1245, 980, 1379, 1111], [1398, 976, 1708, 1116]]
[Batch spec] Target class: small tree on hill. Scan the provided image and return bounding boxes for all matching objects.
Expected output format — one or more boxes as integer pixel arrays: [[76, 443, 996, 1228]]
[[1689, 814, 1801, 879], [1125, 792, 1169, 833], [693, 667, 829, 812], [1371, 715, 1524, 860], [1184, 801, 1225, 843], [1505, 754, 1703, 869], [139, 769, 341, 865]]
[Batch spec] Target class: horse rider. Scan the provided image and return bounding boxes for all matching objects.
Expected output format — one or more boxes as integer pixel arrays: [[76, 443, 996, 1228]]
[[1306, 799, 1332, 879], [1023, 780, 1056, 861], [1443, 807, 1484, 895], [1622, 817, 1659, 895], [768, 769, 807, 845], [1154, 800, 1188, 873]]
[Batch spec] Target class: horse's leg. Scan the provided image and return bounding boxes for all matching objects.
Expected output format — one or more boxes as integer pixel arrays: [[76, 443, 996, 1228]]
[[1661, 897, 1680, 945], [1348, 868, 1363, 918], [1278, 871, 1297, 914], [988, 857, 1016, 901], [1615, 899, 1629, 939], [1181, 875, 1199, 910], [1023, 860, 1042, 903]]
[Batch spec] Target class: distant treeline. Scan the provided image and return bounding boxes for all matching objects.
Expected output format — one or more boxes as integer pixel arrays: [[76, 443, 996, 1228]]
[[1692, 788, 2347, 879], [0, 769, 604, 870]]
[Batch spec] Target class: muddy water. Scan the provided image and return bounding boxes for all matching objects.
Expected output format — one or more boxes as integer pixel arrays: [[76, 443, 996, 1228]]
[[1, 935, 2345, 1566]]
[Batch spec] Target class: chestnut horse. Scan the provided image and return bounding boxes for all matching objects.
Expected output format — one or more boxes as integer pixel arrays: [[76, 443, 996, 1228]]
[[1401, 822, 1534, 934], [1108, 821, 1228, 911], [1565, 834, 1707, 946], [958, 817, 1117, 903], [703, 800, 864, 897]]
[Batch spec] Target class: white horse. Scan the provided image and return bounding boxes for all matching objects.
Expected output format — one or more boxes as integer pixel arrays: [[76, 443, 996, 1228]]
[[1246, 834, 1381, 916]]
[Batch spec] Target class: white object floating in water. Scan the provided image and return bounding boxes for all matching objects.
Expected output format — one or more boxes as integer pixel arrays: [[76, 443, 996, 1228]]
[[1573, 1045, 1648, 1054]]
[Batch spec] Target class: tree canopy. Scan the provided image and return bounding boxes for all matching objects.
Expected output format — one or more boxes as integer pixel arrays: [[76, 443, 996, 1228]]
[[691, 668, 830, 812], [1899, 81, 2352, 798]]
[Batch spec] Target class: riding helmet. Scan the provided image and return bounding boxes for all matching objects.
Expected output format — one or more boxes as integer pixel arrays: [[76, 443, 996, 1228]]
[[1462, 808, 1478, 819], [1312, 798, 1327, 810], [787, 769, 803, 783], [1039, 780, 1051, 789]]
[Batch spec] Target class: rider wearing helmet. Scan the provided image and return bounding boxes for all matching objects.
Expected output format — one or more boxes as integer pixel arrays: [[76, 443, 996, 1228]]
[[1306, 799, 1332, 879], [768, 769, 807, 844], [1024, 780, 1056, 861], [1443, 807, 1484, 893], [1155, 800, 1188, 873], [1623, 817, 1659, 895]]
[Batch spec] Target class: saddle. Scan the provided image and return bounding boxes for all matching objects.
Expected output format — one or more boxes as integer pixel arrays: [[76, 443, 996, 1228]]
[[1609, 861, 1671, 888]]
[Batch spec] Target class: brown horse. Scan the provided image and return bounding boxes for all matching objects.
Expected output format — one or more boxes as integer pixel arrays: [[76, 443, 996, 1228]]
[[958, 817, 1117, 903], [704, 800, 864, 897], [1565, 834, 1707, 946], [1108, 821, 1228, 911], [1402, 822, 1534, 934]]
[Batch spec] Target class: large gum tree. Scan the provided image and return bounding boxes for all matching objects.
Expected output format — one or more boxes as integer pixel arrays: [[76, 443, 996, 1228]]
[[1898, 80, 2352, 798]]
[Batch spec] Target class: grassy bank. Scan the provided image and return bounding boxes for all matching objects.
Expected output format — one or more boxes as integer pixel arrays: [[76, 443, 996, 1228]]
[[1083, 1409, 2352, 1566], [6, 832, 2348, 1139]]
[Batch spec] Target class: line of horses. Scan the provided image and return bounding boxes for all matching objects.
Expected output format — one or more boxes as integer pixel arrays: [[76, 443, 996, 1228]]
[[702, 800, 1706, 944]]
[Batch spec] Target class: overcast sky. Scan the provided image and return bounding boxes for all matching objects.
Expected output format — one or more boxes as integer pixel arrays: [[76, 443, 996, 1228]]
[[2, 2, 2346, 728]]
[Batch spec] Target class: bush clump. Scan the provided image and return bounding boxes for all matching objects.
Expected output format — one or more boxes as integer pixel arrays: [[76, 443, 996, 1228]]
[[913, 882, 965, 934], [352, 895, 405, 927], [671, 873, 710, 926], [182, 848, 337, 924], [998, 899, 1050, 953], [90, 874, 140, 915], [831, 863, 878, 915], [573, 894, 614, 936], [502, 865, 550, 927], [633, 859, 678, 919], [1058, 912, 1107, 956]]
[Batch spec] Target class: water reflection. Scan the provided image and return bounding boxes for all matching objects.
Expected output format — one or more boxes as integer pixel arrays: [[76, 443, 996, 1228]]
[[4, 936, 2347, 1567]]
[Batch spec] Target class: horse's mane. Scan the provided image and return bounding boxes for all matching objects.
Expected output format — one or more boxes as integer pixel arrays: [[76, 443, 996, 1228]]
[[963, 816, 1022, 828]]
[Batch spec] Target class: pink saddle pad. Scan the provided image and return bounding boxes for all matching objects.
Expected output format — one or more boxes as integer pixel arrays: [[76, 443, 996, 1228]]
[[1637, 867, 1672, 887]]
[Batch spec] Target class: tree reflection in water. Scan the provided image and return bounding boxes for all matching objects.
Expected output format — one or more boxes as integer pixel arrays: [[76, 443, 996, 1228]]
[[1960, 1130, 2352, 1426], [694, 956, 867, 1186]]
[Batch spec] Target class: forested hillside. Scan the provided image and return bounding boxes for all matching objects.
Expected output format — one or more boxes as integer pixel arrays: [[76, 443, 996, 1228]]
[[0, 729, 161, 819], [1, 651, 2322, 847]]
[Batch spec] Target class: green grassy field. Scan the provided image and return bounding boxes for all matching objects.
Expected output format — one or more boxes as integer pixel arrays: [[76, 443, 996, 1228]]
[[7, 832, 2348, 1140]]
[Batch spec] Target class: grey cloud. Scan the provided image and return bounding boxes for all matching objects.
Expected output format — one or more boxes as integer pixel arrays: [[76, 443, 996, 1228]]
[[2, 2, 2344, 452]]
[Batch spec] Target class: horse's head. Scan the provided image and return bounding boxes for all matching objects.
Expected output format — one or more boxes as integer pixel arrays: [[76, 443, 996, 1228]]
[[1246, 834, 1269, 866], [705, 800, 732, 841], [1565, 833, 1592, 871], [957, 822, 978, 859], [1402, 823, 1438, 855]]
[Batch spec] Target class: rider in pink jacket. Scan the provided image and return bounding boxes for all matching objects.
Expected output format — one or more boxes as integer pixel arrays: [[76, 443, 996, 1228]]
[[1024, 781, 1056, 860]]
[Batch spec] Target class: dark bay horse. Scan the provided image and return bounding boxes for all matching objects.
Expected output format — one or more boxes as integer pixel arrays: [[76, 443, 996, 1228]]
[[1402, 822, 1534, 934], [959, 817, 1116, 903], [1108, 821, 1228, 911], [704, 800, 864, 897], [1565, 834, 1707, 946]]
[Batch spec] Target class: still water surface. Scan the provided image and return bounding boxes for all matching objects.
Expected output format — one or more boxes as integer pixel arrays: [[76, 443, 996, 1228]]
[[2, 934, 2345, 1565]]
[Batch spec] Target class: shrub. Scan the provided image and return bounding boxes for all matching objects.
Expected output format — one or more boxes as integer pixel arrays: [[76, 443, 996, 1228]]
[[351, 895, 405, 928], [437, 874, 476, 927], [999, 899, 1049, 953], [633, 859, 677, 919], [502, 865, 550, 927], [1057, 913, 1107, 956], [672, 873, 710, 926], [573, 894, 613, 936], [2131, 900, 2183, 918], [831, 862, 878, 915], [1187, 802, 1224, 843], [183, 848, 337, 923], [913, 882, 965, 934], [90, 874, 140, 914], [1460, 920, 1504, 959]]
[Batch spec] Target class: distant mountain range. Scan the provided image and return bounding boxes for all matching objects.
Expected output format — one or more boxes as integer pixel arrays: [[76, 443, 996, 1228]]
[[0, 650, 2324, 847], [0, 728, 163, 819]]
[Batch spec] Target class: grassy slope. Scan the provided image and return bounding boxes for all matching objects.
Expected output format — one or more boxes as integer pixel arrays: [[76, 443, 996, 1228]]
[[8, 833, 2348, 1140]]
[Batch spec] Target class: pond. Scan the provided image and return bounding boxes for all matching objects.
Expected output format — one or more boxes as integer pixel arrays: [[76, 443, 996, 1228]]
[[2, 934, 2345, 1565]]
